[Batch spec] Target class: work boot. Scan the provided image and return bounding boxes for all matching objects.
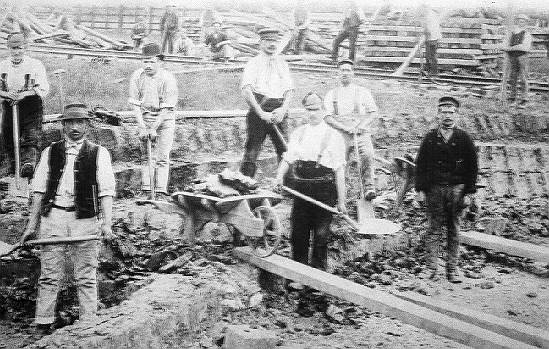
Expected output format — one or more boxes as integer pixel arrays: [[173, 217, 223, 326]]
[[20, 162, 34, 178], [447, 269, 463, 284], [33, 323, 54, 336]]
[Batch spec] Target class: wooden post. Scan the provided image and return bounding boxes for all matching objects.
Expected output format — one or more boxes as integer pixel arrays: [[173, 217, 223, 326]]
[[90, 5, 96, 29], [76, 5, 82, 25], [148, 6, 154, 32]]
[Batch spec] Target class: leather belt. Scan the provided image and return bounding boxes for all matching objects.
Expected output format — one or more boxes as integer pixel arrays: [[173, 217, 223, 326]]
[[52, 204, 76, 212]]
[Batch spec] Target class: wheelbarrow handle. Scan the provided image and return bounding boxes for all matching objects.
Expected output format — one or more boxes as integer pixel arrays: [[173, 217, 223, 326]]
[[281, 185, 359, 231], [26, 235, 100, 246]]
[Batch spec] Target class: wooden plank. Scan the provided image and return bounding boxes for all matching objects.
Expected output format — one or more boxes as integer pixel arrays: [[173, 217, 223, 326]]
[[234, 247, 537, 349], [361, 57, 479, 66], [365, 47, 484, 55], [461, 231, 549, 263], [392, 291, 549, 349], [364, 36, 482, 44]]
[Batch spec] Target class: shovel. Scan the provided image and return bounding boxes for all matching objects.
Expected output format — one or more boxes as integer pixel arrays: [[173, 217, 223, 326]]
[[7, 101, 29, 198], [146, 133, 156, 200], [282, 185, 400, 236], [0, 235, 100, 258], [353, 132, 375, 224]]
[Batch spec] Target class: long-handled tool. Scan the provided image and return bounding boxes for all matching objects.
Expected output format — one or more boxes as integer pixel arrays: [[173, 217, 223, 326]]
[[282, 185, 400, 235], [0, 235, 100, 258], [11, 101, 21, 190], [52, 69, 67, 112], [353, 132, 375, 224], [147, 133, 156, 200]]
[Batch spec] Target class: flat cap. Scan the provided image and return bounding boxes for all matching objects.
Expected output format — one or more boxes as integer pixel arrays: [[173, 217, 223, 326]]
[[258, 28, 281, 40], [59, 103, 94, 121], [7, 33, 26, 48], [302, 92, 323, 110], [337, 58, 354, 67], [438, 96, 460, 108], [515, 14, 529, 21], [142, 43, 163, 58]]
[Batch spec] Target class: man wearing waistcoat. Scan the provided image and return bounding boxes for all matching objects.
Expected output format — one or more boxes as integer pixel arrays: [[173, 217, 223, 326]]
[[20, 104, 115, 333], [503, 14, 532, 108], [0, 33, 49, 179], [324, 59, 379, 200], [415, 96, 478, 283], [159, 4, 179, 55], [239, 28, 294, 178]]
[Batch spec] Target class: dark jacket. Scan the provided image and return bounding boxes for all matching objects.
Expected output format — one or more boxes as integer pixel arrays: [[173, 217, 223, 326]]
[[415, 127, 478, 194], [41, 140, 100, 219]]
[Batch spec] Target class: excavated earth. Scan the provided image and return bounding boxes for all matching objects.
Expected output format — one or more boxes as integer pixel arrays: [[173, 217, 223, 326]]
[[0, 70, 548, 348]]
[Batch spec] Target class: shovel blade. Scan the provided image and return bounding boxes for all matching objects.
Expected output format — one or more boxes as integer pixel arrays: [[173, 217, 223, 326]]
[[356, 218, 401, 235], [357, 198, 375, 222]]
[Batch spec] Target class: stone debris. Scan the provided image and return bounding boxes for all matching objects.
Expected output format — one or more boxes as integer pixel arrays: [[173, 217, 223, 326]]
[[223, 325, 278, 349]]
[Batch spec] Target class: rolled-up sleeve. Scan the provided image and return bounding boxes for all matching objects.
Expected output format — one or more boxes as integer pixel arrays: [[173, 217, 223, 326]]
[[360, 89, 378, 113], [323, 89, 335, 115], [279, 59, 294, 93], [282, 128, 301, 164], [32, 147, 51, 193], [325, 131, 346, 171], [97, 147, 116, 197], [160, 71, 178, 108], [240, 59, 256, 91], [33, 60, 49, 98], [128, 70, 141, 103]]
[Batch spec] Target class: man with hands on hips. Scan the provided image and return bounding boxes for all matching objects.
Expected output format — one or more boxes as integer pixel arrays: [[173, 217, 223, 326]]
[[20, 104, 115, 334]]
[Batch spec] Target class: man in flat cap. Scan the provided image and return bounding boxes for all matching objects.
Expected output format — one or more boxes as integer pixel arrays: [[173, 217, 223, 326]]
[[332, 0, 365, 63], [159, 4, 179, 54], [324, 59, 379, 200], [239, 28, 294, 177], [20, 104, 115, 334], [415, 96, 478, 283], [204, 20, 234, 62], [129, 43, 178, 196], [502, 14, 532, 108], [0, 33, 49, 179]]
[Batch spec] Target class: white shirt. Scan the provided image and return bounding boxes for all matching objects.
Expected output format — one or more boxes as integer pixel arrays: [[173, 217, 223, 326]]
[[0, 55, 49, 98], [324, 83, 378, 129], [129, 68, 179, 110], [241, 52, 294, 99], [283, 121, 346, 171], [32, 141, 116, 207], [423, 9, 442, 41]]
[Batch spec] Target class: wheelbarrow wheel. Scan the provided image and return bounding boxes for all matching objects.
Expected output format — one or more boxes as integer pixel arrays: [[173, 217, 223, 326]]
[[250, 205, 282, 258]]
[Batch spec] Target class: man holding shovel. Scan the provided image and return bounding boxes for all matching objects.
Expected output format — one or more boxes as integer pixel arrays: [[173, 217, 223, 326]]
[[129, 43, 178, 197], [324, 59, 379, 205], [239, 28, 294, 178], [20, 103, 115, 334], [0, 33, 49, 180]]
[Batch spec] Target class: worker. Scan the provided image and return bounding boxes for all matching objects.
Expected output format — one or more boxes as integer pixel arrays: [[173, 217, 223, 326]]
[[503, 14, 533, 108], [159, 4, 179, 55], [128, 43, 178, 196], [239, 28, 294, 178], [420, 4, 442, 78], [20, 103, 115, 334], [415, 96, 478, 283], [174, 28, 195, 56], [275, 92, 346, 316], [131, 17, 149, 50], [204, 20, 234, 62], [324, 59, 379, 200], [0, 33, 49, 179], [283, 1, 310, 55], [332, 0, 365, 63]]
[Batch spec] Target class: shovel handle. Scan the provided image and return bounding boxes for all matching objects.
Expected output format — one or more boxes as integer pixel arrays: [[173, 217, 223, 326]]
[[26, 235, 100, 246], [281, 185, 358, 231]]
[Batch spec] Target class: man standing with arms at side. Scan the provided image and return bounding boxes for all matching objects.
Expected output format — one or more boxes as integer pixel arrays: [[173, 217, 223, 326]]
[[129, 43, 178, 196], [239, 28, 294, 178], [332, 0, 365, 63], [502, 14, 532, 108], [20, 104, 115, 334], [0, 33, 49, 179], [159, 4, 179, 55], [324, 59, 379, 200], [420, 4, 442, 79], [415, 96, 478, 283]]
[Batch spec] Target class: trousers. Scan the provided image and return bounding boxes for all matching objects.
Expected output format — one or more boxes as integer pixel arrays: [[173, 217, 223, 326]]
[[425, 39, 439, 76], [141, 115, 175, 194], [240, 95, 287, 178], [160, 30, 177, 54], [342, 132, 375, 192], [424, 184, 465, 272], [507, 53, 529, 101], [332, 26, 359, 61], [35, 208, 100, 324]]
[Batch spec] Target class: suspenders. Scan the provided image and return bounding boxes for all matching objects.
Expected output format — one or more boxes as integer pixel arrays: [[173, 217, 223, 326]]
[[332, 85, 360, 116]]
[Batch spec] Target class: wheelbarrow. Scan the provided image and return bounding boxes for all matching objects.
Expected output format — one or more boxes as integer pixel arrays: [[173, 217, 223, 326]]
[[0, 235, 100, 258], [141, 190, 284, 258]]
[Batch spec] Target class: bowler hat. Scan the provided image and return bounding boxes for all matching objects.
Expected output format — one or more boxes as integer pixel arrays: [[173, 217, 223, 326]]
[[7, 33, 26, 48], [515, 14, 529, 21], [302, 92, 323, 110], [438, 96, 460, 108], [59, 103, 94, 121]]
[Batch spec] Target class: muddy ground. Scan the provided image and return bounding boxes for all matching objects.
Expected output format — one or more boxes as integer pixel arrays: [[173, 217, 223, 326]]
[[0, 59, 548, 348]]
